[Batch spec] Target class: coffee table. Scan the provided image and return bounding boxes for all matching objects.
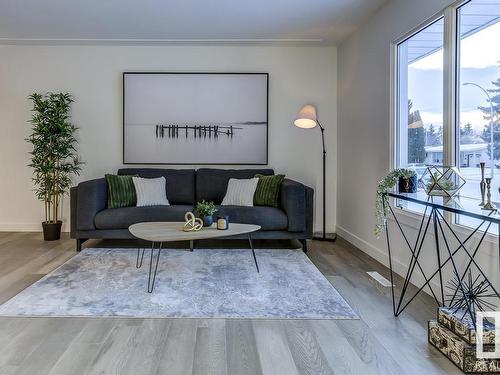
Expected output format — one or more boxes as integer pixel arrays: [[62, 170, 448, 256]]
[[129, 222, 261, 292]]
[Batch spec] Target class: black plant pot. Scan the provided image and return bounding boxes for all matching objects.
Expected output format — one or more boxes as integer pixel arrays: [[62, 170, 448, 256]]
[[202, 216, 214, 227], [42, 221, 62, 241], [398, 175, 418, 193]]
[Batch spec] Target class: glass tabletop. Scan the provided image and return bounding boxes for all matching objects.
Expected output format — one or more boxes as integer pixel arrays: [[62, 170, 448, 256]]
[[386, 190, 500, 224]]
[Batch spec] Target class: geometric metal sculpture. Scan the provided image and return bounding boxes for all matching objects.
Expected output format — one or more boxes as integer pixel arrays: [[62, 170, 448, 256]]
[[419, 165, 466, 197], [446, 270, 497, 322]]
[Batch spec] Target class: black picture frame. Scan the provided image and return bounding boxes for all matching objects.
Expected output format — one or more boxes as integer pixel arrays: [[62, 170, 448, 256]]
[[122, 72, 269, 165]]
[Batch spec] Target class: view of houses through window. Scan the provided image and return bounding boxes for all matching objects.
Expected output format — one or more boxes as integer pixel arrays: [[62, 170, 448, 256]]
[[396, 0, 500, 209], [458, 0, 500, 203]]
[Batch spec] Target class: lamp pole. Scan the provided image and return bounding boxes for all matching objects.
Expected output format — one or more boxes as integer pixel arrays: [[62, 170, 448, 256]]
[[317, 121, 327, 240], [464, 82, 495, 178], [294, 104, 336, 242]]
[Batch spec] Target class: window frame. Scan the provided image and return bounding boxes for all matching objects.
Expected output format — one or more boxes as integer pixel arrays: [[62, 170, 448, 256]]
[[391, 12, 446, 169], [390, 0, 500, 243]]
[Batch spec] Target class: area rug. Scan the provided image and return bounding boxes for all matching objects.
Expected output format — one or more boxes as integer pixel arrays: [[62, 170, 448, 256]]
[[0, 248, 357, 319]]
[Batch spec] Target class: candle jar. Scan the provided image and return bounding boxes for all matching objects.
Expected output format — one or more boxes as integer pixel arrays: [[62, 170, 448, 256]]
[[217, 216, 229, 230]]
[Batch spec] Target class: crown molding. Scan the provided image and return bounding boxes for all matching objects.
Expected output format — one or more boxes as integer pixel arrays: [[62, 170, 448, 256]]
[[0, 37, 328, 46]]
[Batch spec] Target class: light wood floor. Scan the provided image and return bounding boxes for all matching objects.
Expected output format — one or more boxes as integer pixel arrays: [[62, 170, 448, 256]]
[[0, 232, 461, 375]]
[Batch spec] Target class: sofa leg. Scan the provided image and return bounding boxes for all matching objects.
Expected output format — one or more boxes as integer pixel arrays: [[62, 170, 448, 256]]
[[300, 239, 308, 253], [76, 239, 87, 252]]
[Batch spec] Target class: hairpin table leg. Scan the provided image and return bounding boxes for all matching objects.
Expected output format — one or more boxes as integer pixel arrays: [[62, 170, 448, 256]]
[[147, 242, 162, 293], [248, 233, 259, 273], [136, 247, 146, 268]]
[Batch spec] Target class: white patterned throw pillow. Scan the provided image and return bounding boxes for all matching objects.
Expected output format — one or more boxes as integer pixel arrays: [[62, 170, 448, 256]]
[[221, 178, 259, 207], [132, 176, 170, 207]]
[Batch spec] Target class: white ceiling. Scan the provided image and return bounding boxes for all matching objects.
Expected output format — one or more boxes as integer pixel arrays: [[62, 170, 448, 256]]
[[0, 0, 386, 45]]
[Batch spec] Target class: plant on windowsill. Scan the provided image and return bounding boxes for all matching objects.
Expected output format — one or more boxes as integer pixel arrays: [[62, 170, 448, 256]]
[[27, 93, 83, 241], [374, 168, 417, 236], [196, 200, 218, 227]]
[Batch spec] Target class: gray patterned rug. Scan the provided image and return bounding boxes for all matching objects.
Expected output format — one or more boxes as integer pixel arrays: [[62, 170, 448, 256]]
[[0, 248, 357, 319]]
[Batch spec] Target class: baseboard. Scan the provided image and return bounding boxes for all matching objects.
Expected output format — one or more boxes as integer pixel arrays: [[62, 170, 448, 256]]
[[0, 222, 70, 233], [336, 225, 396, 268], [336, 225, 441, 296]]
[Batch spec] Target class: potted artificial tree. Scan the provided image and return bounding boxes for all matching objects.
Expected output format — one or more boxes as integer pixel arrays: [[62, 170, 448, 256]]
[[27, 93, 83, 241]]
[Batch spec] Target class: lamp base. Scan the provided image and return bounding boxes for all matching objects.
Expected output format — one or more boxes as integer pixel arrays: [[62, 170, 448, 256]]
[[313, 232, 337, 242]]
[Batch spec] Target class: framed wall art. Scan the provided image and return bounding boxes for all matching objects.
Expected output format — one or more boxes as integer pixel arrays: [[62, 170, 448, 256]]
[[123, 72, 269, 165]]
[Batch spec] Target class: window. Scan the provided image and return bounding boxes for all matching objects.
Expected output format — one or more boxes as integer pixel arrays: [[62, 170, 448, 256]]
[[457, 0, 500, 228], [457, 1, 500, 198], [396, 18, 444, 177], [394, 0, 500, 224]]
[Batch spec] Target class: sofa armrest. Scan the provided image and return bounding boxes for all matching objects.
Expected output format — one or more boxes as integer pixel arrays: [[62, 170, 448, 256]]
[[70, 186, 78, 238], [280, 179, 314, 236], [74, 178, 108, 231], [304, 184, 314, 238]]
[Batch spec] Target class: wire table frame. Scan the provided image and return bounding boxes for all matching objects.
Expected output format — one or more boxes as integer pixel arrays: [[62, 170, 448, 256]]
[[383, 191, 500, 326]]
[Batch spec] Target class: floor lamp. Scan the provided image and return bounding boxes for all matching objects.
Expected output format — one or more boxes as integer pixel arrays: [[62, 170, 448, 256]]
[[294, 105, 337, 241]]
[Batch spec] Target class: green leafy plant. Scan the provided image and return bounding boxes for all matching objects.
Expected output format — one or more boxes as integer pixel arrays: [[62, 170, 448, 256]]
[[426, 172, 456, 192], [196, 200, 217, 217], [374, 168, 417, 236], [27, 93, 83, 224]]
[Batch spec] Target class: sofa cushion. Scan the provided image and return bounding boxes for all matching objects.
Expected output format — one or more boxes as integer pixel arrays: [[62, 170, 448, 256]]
[[196, 168, 274, 204], [94, 205, 193, 230], [254, 174, 285, 207], [118, 169, 195, 205], [221, 178, 259, 207], [132, 176, 170, 207], [105, 174, 136, 208], [216, 206, 287, 231]]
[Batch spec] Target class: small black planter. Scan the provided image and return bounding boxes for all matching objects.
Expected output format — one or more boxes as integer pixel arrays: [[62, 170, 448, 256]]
[[398, 175, 418, 193], [202, 216, 214, 227], [42, 221, 62, 241]]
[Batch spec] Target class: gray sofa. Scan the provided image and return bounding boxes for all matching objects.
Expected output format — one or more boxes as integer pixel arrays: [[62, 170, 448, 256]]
[[70, 168, 314, 252]]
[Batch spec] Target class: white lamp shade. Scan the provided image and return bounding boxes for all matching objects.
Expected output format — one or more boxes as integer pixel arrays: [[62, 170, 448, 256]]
[[294, 105, 317, 129]]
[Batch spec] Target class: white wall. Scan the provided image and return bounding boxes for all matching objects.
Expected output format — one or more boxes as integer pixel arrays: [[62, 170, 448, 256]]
[[0, 45, 337, 232], [337, 0, 499, 293]]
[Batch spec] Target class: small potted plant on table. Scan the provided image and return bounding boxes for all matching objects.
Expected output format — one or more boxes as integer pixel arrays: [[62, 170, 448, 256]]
[[374, 168, 417, 236], [196, 200, 217, 227], [27, 93, 83, 241]]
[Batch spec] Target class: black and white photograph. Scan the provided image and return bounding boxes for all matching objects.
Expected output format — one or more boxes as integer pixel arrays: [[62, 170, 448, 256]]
[[123, 72, 268, 164]]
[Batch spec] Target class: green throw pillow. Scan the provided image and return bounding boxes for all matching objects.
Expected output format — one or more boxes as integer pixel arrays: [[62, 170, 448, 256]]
[[254, 174, 285, 207], [105, 174, 137, 208]]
